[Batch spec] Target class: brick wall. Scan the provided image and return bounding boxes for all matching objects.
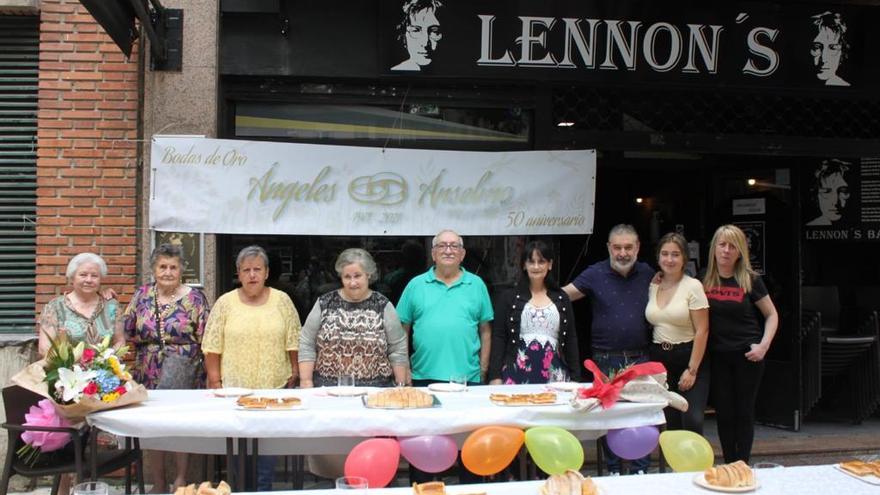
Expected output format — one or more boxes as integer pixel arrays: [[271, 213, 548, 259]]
[[36, 0, 139, 312]]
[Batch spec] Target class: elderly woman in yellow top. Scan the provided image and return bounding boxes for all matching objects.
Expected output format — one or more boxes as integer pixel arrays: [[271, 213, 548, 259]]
[[202, 245, 301, 491]]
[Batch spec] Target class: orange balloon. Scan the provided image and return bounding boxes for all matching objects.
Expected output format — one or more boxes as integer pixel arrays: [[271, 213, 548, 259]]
[[461, 426, 525, 476]]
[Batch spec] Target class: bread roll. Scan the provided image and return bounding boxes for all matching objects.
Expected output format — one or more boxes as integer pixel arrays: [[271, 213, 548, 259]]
[[704, 461, 755, 487]]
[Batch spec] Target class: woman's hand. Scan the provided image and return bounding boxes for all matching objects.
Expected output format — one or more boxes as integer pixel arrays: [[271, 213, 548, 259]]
[[299, 379, 314, 389], [100, 287, 118, 300], [678, 369, 696, 391], [207, 379, 222, 389], [745, 343, 768, 362]]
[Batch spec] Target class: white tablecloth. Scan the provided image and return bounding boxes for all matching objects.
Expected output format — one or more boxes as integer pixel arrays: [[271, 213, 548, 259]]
[[87, 384, 666, 454], [234, 464, 878, 495]]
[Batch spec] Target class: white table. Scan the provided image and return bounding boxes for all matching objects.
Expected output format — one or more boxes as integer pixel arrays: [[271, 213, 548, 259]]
[[88, 384, 666, 455], [232, 464, 878, 495], [88, 384, 667, 490]]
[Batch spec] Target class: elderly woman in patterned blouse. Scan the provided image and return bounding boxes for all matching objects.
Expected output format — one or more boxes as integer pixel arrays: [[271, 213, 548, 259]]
[[121, 243, 210, 493], [299, 248, 408, 388]]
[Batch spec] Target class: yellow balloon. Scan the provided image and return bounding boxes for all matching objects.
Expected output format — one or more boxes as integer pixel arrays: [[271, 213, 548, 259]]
[[658, 430, 714, 472]]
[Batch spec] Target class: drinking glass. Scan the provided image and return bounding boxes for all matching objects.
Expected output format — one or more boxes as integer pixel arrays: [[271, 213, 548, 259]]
[[337, 375, 356, 388], [73, 481, 109, 495], [449, 374, 468, 390], [550, 368, 570, 384], [752, 462, 783, 490], [336, 475, 368, 494]]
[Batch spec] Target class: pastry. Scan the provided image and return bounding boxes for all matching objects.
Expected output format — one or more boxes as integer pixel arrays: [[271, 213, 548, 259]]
[[539, 469, 597, 495], [236, 396, 302, 409], [839, 460, 878, 476], [704, 461, 755, 488], [413, 481, 446, 495], [366, 387, 434, 408], [490, 392, 558, 405], [175, 481, 231, 495]]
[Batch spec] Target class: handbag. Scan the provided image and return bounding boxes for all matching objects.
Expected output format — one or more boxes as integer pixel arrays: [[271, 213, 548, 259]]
[[153, 285, 201, 390], [156, 352, 199, 390]]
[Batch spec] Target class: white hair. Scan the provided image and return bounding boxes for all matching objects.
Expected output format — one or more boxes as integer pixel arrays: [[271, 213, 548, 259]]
[[432, 229, 464, 248], [66, 252, 108, 279]]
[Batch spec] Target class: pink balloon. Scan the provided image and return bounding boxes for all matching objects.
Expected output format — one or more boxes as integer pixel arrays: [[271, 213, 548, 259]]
[[606, 426, 660, 460], [399, 435, 458, 473], [344, 438, 400, 488]]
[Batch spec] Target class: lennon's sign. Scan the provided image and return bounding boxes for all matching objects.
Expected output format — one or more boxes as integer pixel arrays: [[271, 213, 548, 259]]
[[149, 137, 596, 236]]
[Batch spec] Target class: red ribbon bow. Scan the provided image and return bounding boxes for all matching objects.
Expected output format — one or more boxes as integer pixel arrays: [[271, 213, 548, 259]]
[[577, 359, 667, 409]]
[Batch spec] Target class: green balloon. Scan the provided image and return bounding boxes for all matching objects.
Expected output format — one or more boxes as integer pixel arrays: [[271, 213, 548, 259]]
[[524, 426, 584, 475], [659, 430, 715, 472]]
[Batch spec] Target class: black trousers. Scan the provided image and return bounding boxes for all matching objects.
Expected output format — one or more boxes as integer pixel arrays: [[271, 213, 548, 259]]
[[709, 349, 765, 464], [649, 342, 710, 434]]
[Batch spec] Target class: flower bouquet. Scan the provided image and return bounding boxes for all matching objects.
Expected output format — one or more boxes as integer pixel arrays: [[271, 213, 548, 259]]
[[11, 334, 148, 423]]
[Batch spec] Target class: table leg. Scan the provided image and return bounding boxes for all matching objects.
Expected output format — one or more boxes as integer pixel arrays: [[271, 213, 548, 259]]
[[226, 439, 235, 491], [251, 439, 259, 491], [596, 439, 604, 477], [293, 455, 304, 490], [238, 438, 248, 491]]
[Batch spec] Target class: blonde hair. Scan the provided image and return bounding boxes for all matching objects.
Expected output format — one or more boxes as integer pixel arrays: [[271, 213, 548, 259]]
[[703, 224, 755, 293]]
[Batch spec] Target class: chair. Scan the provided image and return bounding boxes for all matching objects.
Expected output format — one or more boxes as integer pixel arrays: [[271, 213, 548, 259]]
[[0, 386, 145, 495], [801, 287, 880, 423]]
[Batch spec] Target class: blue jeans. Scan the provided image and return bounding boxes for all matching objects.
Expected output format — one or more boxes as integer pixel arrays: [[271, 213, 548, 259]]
[[592, 350, 651, 474], [257, 455, 277, 491]]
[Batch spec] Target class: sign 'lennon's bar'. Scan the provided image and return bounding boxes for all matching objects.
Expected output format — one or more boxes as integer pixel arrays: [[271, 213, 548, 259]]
[[150, 137, 597, 236]]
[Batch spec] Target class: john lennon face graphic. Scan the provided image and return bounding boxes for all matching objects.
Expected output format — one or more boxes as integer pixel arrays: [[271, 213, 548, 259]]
[[812, 28, 843, 81], [392, 0, 443, 71], [809, 12, 850, 86], [807, 159, 852, 226]]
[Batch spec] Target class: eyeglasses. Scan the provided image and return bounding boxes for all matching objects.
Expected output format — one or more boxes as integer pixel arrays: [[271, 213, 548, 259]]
[[433, 243, 462, 251]]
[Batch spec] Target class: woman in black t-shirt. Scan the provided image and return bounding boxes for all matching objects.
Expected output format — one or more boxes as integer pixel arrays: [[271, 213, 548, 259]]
[[702, 225, 779, 464]]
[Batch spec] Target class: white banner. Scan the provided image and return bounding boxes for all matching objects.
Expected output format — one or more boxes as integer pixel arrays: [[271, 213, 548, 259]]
[[149, 137, 596, 236]]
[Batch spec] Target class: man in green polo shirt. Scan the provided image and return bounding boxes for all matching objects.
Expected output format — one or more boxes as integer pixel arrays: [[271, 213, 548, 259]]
[[398, 229, 493, 484], [397, 229, 493, 386]]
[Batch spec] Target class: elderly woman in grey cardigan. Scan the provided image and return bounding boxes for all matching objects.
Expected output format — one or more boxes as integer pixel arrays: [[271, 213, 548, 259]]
[[299, 248, 408, 388]]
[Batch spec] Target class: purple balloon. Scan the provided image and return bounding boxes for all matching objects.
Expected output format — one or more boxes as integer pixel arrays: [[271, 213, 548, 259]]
[[606, 426, 660, 460], [398, 435, 458, 473]]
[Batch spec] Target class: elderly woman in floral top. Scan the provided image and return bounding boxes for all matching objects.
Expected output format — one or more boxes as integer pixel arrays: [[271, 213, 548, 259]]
[[121, 243, 210, 493], [38, 252, 125, 356]]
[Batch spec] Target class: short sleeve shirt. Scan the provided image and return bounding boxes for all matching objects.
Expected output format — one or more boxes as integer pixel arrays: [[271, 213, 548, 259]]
[[397, 267, 493, 382], [202, 288, 301, 389], [571, 260, 653, 351], [705, 274, 769, 352], [646, 275, 709, 344]]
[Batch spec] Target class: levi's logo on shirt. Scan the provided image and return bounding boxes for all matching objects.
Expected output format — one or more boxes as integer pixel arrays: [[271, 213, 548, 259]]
[[706, 286, 745, 303]]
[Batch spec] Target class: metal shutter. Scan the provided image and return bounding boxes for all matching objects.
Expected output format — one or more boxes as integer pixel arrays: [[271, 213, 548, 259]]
[[0, 16, 37, 333]]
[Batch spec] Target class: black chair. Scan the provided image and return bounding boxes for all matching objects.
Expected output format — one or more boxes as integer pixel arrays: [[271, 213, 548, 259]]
[[0, 385, 145, 495]]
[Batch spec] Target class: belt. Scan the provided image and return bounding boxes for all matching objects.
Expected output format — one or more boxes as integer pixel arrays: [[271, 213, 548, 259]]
[[653, 341, 694, 351], [592, 348, 646, 357]]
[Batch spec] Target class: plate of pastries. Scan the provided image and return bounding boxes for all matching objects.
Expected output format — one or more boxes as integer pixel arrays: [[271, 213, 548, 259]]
[[235, 395, 304, 410], [174, 481, 231, 495], [412, 481, 485, 495], [835, 459, 880, 485], [539, 469, 599, 495], [693, 461, 757, 492], [489, 392, 560, 406], [364, 387, 438, 409]]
